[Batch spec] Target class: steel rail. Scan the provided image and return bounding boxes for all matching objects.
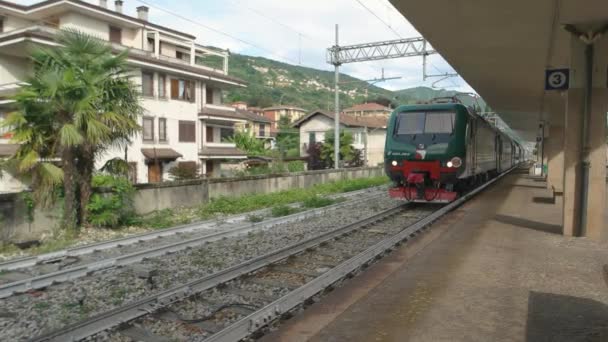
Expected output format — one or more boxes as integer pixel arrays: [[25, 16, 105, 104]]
[[0, 190, 386, 299], [29, 204, 405, 342], [0, 186, 384, 272], [206, 167, 516, 342]]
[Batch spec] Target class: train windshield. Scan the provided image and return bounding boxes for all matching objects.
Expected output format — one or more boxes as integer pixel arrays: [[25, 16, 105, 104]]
[[395, 111, 456, 135]]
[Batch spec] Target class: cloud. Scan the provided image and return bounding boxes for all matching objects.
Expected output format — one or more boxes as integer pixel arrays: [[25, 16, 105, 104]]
[[11, 0, 475, 92]]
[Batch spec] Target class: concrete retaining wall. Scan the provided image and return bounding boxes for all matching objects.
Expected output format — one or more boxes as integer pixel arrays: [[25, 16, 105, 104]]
[[1, 167, 384, 243], [0, 193, 61, 243]]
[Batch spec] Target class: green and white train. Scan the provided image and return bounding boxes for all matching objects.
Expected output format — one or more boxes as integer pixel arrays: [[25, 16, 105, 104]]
[[384, 99, 523, 203]]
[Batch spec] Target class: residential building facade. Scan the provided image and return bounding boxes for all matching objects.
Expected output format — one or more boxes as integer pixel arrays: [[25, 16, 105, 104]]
[[0, 0, 247, 187], [230, 102, 272, 141], [262, 105, 307, 134], [343, 102, 392, 118], [293, 110, 387, 167]]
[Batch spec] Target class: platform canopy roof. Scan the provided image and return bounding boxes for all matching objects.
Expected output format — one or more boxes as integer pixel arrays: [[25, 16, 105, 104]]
[[390, 0, 608, 142]]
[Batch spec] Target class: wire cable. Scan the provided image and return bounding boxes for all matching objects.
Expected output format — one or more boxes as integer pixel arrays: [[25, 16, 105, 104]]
[[134, 0, 302, 65]]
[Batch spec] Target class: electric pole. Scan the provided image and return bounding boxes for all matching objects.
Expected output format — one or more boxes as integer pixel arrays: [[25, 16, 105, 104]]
[[333, 24, 341, 169]]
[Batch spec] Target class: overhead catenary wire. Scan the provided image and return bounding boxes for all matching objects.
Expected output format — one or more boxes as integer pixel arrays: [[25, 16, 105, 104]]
[[353, 0, 459, 89]]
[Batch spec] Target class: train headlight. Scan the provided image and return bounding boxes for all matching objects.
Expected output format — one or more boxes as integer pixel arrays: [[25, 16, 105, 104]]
[[391, 160, 398, 166], [447, 161, 454, 168], [450, 157, 462, 168]]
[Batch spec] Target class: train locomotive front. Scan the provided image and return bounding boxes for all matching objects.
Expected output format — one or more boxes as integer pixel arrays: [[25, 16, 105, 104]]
[[384, 103, 473, 203]]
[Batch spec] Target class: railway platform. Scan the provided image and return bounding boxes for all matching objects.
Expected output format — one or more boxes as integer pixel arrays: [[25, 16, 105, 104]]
[[261, 168, 608, 342]]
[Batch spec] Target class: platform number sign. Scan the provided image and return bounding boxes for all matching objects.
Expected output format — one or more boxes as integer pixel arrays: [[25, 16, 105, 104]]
[[545, 69, 569, 90]]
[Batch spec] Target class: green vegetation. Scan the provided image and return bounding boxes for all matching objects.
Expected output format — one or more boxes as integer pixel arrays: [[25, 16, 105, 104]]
[[286, 161, 306, 173], [4, 30, 142, 230], [228, 129, 267, 156], [302, 195, 338, 209], [223, 53, 488, 111], [271, 205, 298, 217], [87, 175, 136, 228], [321, 131, 355, 166], [168, 162, 201, 181], [0, 176, 388, 257], [247, 214, 265, 223]]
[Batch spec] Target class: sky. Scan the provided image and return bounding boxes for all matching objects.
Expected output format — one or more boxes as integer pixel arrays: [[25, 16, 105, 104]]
[[14, 0, 475, 93]]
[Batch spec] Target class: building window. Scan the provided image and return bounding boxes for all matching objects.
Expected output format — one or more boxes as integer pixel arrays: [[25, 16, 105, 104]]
[[353, 132, 363, 145], [259, 124, 266, 137], [109, 26, 122, 44], [220, 127, 234, 142], [308, 132, 316, 146], [147, 38, 155, 52], [0, 19, 3, 33], [158, 74, 166, 98], [158, 118, 167, 142], [142, 117, 154, 142], [206, 88, 214, 104], [176, 51, 184, 60], [141, 71, 154, 97], [206, 126, 214, 143], [179, 120, 196, 142], [171, 78, 195, 102]]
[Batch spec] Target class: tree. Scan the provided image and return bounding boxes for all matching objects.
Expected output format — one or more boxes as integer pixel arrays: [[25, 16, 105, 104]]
[[228, 129, 266, 156], [320, 130, 355, 167], [4, 30, 141, 229], [275, 116, 299, 158]]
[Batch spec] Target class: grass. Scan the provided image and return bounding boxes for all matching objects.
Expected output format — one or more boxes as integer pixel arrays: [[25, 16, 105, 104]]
[[247, 214, 265, 223], [270, 205, 299, 217], [0, 176, 388, 257], [302, 195, 337, 209]]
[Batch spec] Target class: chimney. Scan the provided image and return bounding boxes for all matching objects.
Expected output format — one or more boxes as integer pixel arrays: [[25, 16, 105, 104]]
[[136, 6, 149, 21], [114, 0, 123, 13], [99, 0, 107, 8]]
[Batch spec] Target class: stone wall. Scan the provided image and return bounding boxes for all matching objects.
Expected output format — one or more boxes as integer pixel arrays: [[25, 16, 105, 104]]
[[1, 167, 384, 243]]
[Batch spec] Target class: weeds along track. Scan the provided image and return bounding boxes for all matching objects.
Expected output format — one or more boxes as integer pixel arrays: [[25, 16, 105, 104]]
[[0, 193, 399, 340], [0, 186, 385, 272], [0, 187, 385, 299]]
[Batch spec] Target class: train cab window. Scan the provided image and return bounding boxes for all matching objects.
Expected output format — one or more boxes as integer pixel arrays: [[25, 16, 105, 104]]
[[395, 111, 455, 135]]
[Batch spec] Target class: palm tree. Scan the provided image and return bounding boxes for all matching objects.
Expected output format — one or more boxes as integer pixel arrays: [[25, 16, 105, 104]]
[[4, 30, 142, 229]]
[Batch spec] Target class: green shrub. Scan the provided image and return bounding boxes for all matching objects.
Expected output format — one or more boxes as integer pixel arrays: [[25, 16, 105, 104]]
[[247, 214, 265, 223], [87, 175, 135, 228], [302, 195, 335, 208], [168, 162, 200, 181], [271, 205, 297, 217], [287, 160, 305, 173]]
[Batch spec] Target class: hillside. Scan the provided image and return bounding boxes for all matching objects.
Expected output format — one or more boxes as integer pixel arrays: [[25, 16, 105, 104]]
[[223, 53, 487, 112]]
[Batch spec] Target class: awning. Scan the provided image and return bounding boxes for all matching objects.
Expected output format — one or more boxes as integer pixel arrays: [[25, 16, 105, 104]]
[[0, 144, 19, 158], [141, 148, 183, 161]]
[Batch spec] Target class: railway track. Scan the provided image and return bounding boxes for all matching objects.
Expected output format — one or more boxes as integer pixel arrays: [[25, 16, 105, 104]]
[[0, 187, 385, 299], [28, 168, 513, 342]]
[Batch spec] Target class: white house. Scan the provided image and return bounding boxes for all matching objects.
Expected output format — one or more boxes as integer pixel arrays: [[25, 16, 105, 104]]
[[0, 0, 248, 189], [292, 110, 388, 167]]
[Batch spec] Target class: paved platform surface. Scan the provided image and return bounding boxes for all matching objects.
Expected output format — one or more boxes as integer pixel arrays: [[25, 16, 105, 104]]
[[261, 170, 608, 342]]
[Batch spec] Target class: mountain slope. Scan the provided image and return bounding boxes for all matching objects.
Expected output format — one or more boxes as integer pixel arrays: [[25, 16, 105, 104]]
[[224, 53, 485, 111]]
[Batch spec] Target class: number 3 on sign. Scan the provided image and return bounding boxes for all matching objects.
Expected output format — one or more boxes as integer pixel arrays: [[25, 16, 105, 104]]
[[545, 69, 569, 91]]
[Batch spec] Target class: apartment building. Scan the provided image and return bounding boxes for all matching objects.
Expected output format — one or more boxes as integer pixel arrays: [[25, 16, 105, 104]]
[[0, 0, 248, 186], [230, 102, 272, 141], [262, 105, 307, 135], [293, 110, 388, 167], [343, 102, 392, 118]]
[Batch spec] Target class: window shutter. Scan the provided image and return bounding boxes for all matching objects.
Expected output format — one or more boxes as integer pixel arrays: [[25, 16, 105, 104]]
[[206, 88, 213, 104], [109, 26, 122, 44], [179, 121, 196, 142], [171, 79, 179, 99]]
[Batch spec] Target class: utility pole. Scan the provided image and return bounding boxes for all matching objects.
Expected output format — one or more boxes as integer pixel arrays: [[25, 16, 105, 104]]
[[333, 24, 341, 169]]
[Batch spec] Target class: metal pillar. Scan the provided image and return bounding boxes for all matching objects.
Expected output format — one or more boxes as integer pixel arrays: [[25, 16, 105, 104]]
[[334, 24, 340, 169]]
